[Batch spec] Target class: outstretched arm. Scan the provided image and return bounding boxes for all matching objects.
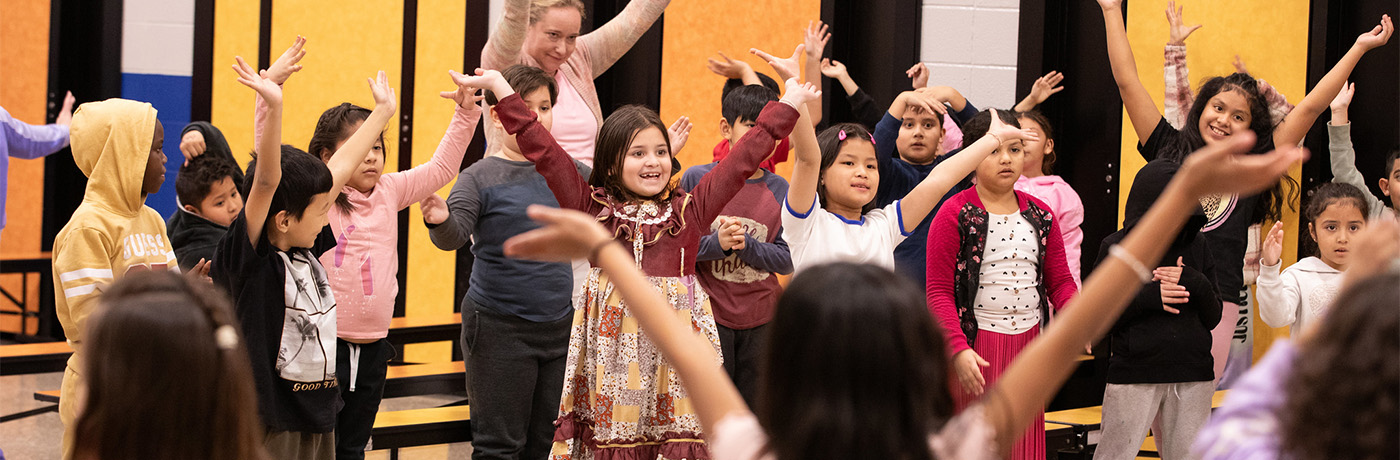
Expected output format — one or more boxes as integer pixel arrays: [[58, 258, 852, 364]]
[[982, 133, 1306, 454], [1013, 71, 1064, 112], [1326, 83, 1386, 219], [326, 72, 397, 197], [784, 92, 822, 217], [388, 73, 485, 209], [1162, 0, 1200, 128], [1274, 15, 1392, 148], [802, 20, 830, 126], [579, 0, 672, 76], [233, 56, 283, 244], [481, 0, 531, 70], [1099, 0, 1165, 143]]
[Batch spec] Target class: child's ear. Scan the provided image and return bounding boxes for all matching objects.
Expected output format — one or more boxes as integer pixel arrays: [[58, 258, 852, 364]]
[[1308, 222, 1317, 241], [718, 119, 732, 138], [183, 204, 200, 215], [489, 106, 504, 129], [1044, 138, 1055, 156], [1381, 177, 1391, 197], [274, 210, 292, 233]]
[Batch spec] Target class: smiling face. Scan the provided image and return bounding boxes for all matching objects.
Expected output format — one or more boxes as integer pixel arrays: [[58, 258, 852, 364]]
[[1310, 200, 1366, 270], [1017, 116, 1053, 178], [523, 7, 582, 74], [975, 138, 1025, 192], [143, 120, 167, 195], [1196, 89, 1254, 147], [619, 127, 672, 198], [896, 107, 944, 165], [820, 140, 880, 213]]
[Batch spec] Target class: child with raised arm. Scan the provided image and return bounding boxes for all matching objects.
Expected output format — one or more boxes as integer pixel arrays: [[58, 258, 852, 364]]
[[53, 94, 193, 460], [1009, 75, 1085, 286], [455, 54, 812, 458], [169, 153, 244, 270], [1326, 82, 1394, 219], [870, 83, 987, 284], [502, 132, 1303, 460], [260, 49, 480, 459], [423, 64, 590, 460], [705, 61, 792, 172], [1256, 182, 1370, 334], [1100, 0, 1391, 382], [211, 56, 395, 459], [2, 91, 75, 243], [678, 83, 793, 406], [926, 109, 1079, 460], [1160, 1, 1294, 130]]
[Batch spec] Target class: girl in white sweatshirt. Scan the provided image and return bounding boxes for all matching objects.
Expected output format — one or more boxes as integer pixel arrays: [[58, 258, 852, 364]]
[[1257, 182, 1371, 332]]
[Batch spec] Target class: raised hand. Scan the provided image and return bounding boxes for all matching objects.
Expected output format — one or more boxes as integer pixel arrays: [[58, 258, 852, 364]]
[[233, 56, 282, 105], [55, 91, 75, 126], [667, 116, 691, 156], [265, 35, 307, 85], [894, 89, 947, 117], [368, 70, 398, 114], [1330, 81, 1355, 112], [1166, 1, 1202, 45], [803, 20, 830, 60], [1027, 71, 1066, 106], [819, 58, 848, 79], [1261, 221, 1284, 266], [449, 68, 509, 98], [907, 63, 929, 89], [705, 52, 752, 79], [439, 70, 486, 108], [1232, 55, 1249, 75], [180, 130, 207, 165], [504, 205, 614, 263], [954, 349, 990, 396], [185, 258, 212, 284], [986, 108, 1040, 144], [419, 194, 449, 225], [1178, 132, 1308, 198], [750, 44, 804, 82], [777, 78, 821, 109], [1354, 14, 1394, 51]]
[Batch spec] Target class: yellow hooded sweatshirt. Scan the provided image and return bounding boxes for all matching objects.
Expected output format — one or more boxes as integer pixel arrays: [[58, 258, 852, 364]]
[[53, 98, 178, 457]]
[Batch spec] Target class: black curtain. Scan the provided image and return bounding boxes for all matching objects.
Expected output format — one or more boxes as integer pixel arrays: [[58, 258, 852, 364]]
[[585, 0, 664, 113], [44, 0, 124, 249], [821, 0, 920, 124]]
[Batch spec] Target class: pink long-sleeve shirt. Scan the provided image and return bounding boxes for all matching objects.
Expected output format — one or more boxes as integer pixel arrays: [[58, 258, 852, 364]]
[[322, 106, 480, 340], [1014, 175, 1084, 287]]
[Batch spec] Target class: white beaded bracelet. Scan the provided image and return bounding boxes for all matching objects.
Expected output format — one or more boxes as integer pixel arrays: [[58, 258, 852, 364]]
[[1109, 244, 1153, 283]]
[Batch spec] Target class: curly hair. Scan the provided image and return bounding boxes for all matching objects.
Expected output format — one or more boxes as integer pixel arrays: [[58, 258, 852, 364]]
[[1279, 270, 1399, 460]]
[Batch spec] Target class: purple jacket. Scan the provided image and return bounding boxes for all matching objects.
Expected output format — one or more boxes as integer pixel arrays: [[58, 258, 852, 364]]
[[1, 106, 71, 230]]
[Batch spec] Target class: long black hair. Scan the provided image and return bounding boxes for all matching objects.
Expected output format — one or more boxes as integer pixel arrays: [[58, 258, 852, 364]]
[[1168, 73, 1298, 223], [758, 263, 955, 460]]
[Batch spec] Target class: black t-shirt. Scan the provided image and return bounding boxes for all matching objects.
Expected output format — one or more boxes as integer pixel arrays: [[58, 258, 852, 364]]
[[1137, 118, 1257, 303], [211, 212, 340, 433]]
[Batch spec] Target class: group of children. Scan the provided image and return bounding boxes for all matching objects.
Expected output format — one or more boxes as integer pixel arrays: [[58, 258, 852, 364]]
[[33, 1, 1400, 460]]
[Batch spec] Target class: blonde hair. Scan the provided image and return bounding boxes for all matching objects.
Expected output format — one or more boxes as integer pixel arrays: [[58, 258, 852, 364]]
[[529, 0, 586, 24]]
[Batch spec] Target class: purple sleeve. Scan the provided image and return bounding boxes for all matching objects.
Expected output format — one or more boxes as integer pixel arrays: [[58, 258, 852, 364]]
[[1193, 342, 1296, 460], [3, 107, 70, 159]]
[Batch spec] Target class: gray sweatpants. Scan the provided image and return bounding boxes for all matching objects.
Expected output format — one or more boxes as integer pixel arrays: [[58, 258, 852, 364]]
[[1092, 381, 1213, 460]]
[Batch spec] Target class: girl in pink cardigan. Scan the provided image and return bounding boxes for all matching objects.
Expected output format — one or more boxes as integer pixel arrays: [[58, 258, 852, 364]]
[[926, 109, 1078, 460], [482, 0, 671, 165]]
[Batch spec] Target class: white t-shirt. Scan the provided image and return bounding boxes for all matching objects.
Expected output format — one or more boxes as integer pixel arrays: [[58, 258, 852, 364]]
[[973, 212, 1042, 334], [782, 196, 909, 274]]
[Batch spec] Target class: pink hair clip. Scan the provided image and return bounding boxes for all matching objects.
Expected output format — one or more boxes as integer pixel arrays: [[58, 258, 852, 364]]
[[838, 129, 848, 141], [869, 134, 876, 145]]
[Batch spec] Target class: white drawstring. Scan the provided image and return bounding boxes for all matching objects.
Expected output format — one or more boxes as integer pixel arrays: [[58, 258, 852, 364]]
[[348, 343, 361, 391]]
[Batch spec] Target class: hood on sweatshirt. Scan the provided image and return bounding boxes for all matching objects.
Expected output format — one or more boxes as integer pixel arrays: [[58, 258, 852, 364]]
[[1122, 159, 1207, 252], [69, 99, 158, 216]]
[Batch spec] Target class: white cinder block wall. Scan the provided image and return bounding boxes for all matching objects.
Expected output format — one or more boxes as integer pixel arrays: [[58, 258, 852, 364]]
[[920, 0, 1020, 110]]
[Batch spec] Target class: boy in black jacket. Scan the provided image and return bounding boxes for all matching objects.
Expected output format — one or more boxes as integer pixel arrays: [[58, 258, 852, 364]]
[[1092, 160, 1222, 460]]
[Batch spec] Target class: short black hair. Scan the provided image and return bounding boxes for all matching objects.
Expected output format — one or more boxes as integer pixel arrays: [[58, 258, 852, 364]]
[[721, 72, 780, 106], [485, 65, 558, 106], [960, 108, 1021, 142], [242, 145, 333, 220], [176, 154, 240, 210], [1386, 147, 1400, 175], [722, 85, 779, 125]]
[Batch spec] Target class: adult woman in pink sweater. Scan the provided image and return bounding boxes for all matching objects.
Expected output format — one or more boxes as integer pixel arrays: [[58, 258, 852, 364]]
[[482, 0, 671, 166]]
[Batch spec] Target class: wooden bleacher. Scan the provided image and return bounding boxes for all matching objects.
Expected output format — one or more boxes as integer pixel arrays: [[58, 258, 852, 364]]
[[1044, 390, 1229, 460]]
